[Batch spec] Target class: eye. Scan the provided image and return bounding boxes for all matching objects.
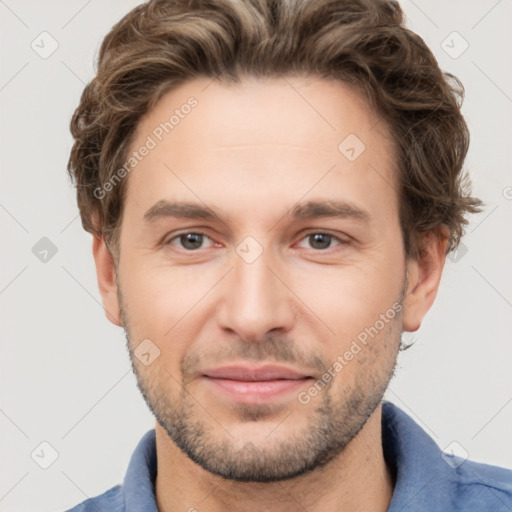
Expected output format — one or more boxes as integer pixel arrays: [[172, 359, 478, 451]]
[[165, 231, 348, 252], [297, 232, 346, 251], [166, 232, 215, 251]]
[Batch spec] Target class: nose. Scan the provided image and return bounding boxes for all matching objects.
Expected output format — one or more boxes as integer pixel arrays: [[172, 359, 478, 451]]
[[216, 243, 296, 342]]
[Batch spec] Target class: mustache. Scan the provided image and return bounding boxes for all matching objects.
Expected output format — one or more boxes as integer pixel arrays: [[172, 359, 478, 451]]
[[180, 336, 328, 379]]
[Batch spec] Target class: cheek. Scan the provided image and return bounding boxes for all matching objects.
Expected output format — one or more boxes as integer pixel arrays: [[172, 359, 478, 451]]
[[119, 260, 216, 348], [292, 258, 402, 335]]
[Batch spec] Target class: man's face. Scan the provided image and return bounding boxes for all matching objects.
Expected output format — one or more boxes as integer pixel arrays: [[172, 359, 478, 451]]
[[114, 76, 408, 482]]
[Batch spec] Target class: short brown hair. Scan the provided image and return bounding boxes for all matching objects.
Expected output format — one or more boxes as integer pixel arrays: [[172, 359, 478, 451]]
[[67, 0, 483, 261]]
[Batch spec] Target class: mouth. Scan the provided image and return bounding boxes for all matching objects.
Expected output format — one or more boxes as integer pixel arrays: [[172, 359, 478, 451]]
[[200, 364, 315, 403]]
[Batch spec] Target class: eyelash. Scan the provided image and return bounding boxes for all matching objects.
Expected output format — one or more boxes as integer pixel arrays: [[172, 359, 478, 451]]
[[164, 231, 349, 252]]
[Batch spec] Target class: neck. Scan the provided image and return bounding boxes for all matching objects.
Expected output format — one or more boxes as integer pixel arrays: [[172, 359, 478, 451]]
[[155, 404, 394, 512]]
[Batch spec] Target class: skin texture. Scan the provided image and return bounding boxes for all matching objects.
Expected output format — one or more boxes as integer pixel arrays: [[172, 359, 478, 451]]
[[93, 76, 448, 512]]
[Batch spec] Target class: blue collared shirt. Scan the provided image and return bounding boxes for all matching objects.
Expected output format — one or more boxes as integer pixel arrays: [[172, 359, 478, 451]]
[[65, 402, 512, 511]]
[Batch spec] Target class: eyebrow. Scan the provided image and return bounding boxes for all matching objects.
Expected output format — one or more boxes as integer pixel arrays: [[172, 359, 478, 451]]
[[291, 200, 370, 222], [144, 201, 217, 222], [143, 199, 370, 224]]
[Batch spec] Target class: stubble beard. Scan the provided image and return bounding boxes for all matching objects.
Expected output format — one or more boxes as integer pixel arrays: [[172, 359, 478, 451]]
[[117, 278, 404, 482]]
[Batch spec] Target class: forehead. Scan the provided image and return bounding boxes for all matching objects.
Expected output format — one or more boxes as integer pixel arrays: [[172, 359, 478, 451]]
[[124, 75, 398, 225], [132, 74, 392, 152]]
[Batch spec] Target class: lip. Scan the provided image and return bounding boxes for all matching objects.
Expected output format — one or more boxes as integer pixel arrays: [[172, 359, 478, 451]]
[[200, 364, 314, 404], [201, 364, 312, 381]]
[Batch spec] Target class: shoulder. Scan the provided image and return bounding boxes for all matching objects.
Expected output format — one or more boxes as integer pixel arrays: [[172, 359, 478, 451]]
[[62, 429, 157, 512], [451, 457, 512, 508], [381, 401, 512, 511], [63, 484, 124, 512]]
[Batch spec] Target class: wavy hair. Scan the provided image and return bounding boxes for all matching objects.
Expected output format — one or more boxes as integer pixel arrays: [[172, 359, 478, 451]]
[[67, 0, 483, 260]]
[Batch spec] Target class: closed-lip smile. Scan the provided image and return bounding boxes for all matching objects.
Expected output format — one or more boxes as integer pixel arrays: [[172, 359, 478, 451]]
[[201, 364, 313, 381], [200, 364, 315, 403]]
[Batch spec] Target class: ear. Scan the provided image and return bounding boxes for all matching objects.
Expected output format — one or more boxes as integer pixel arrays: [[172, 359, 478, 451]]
[[92, 234, 123, 327], [402, 226, 449, 332]]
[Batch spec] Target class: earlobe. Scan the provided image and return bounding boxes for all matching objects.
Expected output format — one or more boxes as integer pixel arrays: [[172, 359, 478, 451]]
[[402, 227, 449, 332], [92, 235, 123, 327]]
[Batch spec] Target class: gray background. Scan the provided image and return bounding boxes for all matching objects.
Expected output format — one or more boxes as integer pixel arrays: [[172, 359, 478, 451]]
[[1, 1, 511, 511]]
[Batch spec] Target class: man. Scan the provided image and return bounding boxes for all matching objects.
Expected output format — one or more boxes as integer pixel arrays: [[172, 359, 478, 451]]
[[65, 0, 512, 510]]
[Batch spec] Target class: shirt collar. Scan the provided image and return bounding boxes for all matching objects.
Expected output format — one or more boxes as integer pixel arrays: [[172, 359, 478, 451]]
[[121, 401, 456, 511], [122, 428, 159, 512], [381, 401, 458, 511]]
